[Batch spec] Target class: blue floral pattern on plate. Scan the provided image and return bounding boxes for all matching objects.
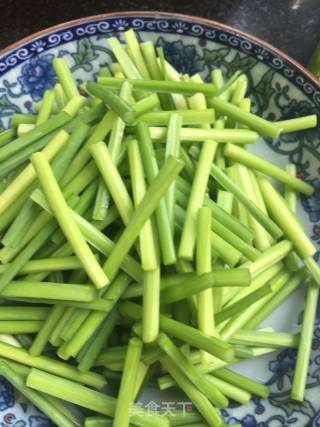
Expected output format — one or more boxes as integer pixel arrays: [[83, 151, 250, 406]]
[[18, 54, 57, 101], [0, 13, 320, 427], [156, 36, 205, 75]]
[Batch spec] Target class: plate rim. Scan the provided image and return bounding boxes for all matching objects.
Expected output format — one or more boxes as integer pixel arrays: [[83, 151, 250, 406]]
[[0, 10, 319, 89]]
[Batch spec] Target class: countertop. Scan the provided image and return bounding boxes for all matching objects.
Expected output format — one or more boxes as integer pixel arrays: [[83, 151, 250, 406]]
[[1, 0, 320, 66]]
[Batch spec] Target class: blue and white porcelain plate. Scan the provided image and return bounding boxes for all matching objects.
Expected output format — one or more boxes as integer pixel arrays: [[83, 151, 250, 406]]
[[0, 12, 319, 427]]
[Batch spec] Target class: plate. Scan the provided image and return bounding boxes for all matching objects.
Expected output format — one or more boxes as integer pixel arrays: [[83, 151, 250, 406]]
[[0, 11, 319, 427]]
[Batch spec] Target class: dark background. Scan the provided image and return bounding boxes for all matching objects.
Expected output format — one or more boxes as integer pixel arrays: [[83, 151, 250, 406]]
[[1, 0, 320, 66]]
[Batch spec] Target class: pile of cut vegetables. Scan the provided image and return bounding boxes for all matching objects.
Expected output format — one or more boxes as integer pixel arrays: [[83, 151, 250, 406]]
[[0, 29, 319, 427]]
